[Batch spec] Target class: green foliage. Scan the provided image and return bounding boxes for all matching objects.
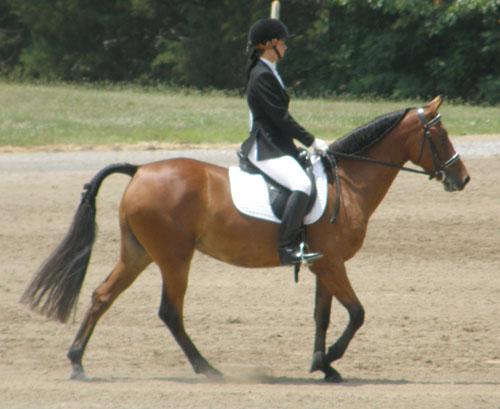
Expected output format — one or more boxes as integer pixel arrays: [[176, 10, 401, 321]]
[[0, 0, 27, 75], [150, 0, 260, 89], [2, 0, 500, 103]]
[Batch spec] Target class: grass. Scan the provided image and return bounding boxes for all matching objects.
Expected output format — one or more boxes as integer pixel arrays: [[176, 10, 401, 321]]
[[1, 82, 499, 149]]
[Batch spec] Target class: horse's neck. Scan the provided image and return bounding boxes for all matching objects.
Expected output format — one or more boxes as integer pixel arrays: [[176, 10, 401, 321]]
[[341, 128, 411, 219]]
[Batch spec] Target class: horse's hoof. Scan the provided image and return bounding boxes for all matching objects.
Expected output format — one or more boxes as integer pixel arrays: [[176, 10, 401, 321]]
[[200, 363, 224, 380], [69, 365, 89, 381], [324, 367, 343, 383], [310, 351, 326, 373], [206, 367, 224, 380], [70, 370, 90, 381]]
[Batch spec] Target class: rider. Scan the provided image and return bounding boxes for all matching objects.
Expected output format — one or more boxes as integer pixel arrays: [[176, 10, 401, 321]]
[[240, 18, 329, 266]]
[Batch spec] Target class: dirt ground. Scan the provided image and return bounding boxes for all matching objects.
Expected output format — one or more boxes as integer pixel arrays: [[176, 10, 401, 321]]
[[0, 151, 499, 409]]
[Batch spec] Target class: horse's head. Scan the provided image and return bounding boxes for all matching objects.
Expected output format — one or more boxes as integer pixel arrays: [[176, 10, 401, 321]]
[[408, 96, 470, 191]]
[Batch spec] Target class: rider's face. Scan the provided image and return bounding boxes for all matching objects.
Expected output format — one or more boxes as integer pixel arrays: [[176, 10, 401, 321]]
[[262, 38, 288, 62], [275, 39, 287, 59]]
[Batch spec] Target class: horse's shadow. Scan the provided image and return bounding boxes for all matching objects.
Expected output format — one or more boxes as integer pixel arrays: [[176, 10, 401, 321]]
[[70, 374, 413, 386], [69, 374, 500, 387]]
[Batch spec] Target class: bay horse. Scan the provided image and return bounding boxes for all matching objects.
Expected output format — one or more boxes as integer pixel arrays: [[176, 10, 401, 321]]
[[21, 96, 470, 382]]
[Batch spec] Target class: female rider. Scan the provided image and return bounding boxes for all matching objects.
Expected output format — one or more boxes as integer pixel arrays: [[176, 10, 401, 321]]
[[240, 18, 329, 266]]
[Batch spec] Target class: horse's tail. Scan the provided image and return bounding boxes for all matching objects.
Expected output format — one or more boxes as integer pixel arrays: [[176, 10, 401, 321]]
[[20, 163, 138, 323]]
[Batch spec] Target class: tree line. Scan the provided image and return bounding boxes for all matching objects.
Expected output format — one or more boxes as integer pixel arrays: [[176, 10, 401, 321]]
[[1, 0, 500, 103]]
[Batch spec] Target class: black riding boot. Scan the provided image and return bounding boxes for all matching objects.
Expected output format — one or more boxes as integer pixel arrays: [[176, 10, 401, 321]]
[[278, 191, 323, 266]]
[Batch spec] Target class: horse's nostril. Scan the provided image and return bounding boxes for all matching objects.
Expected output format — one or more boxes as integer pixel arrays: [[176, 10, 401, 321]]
[[463, 175, 471, 186]]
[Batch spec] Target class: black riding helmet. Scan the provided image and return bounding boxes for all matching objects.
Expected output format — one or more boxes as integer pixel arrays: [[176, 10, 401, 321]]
[[247, 18, 293, 52], [245, 18, 293, 79]]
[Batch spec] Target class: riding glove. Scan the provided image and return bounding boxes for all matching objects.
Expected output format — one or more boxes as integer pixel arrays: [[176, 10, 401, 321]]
[[313, 138, 329, 156]]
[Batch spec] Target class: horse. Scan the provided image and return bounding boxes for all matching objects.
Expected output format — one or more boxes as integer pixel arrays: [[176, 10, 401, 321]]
[[21, 96, 470, 382]]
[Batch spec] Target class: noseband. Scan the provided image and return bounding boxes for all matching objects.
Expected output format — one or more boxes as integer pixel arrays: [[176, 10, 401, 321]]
[[416, 108, 460, 180]]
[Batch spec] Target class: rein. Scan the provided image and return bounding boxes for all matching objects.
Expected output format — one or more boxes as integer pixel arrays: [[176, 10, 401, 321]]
[[324, 108, 460, 224], [327, 150, 431, 176]]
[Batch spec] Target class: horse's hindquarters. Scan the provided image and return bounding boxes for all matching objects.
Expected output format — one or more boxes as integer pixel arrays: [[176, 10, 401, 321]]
[[123, 159, 282, 268]]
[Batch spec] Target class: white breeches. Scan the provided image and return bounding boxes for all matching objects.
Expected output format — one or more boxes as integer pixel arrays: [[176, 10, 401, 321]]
[[248, 142, 312, 195]]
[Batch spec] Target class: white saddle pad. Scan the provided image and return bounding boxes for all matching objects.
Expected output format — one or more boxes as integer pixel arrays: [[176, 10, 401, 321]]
[[228, 155, 328, 225]]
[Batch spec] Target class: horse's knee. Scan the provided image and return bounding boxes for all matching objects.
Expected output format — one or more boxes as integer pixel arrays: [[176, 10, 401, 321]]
[[350, 304, 365, 330]]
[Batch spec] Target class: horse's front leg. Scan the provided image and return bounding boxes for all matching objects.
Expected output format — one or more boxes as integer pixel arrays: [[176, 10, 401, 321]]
[[310, 262, 365, 382], [310, 277, 343, 382]]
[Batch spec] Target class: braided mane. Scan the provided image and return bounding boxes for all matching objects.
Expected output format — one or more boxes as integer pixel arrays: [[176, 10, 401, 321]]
[[331, 109, 410, 155]]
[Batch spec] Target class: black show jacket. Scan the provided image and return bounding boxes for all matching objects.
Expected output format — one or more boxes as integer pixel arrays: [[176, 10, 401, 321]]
[[240, 60, 315, 161]]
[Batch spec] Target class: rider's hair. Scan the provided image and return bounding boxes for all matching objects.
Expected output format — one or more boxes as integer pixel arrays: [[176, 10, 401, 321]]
[[245, 48, 263, 81]]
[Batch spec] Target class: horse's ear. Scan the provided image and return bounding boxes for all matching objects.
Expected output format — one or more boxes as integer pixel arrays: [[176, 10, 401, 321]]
[[428, 96, 444, 115]]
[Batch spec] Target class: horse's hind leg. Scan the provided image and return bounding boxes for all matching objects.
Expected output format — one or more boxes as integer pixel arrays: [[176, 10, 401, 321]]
[[158, 285, 222, 378], [154, 245, 223, 379], [67, 226, 151, 380]]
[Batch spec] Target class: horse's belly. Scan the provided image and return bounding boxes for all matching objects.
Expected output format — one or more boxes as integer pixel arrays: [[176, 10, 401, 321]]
[[195, 215, 281, 268]]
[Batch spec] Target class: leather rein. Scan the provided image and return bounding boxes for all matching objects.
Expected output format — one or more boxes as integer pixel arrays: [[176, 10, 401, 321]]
[[323, 108, 460, 224]]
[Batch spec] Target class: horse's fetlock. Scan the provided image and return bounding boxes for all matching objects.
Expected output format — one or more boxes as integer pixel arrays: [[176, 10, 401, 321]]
[[67, 346, 82, 364], [326, 344, 344, 362]]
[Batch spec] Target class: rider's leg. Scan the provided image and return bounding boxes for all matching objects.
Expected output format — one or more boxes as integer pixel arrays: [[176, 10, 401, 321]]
[[248, 143, 323, 265], [277, 190, 322, 265]]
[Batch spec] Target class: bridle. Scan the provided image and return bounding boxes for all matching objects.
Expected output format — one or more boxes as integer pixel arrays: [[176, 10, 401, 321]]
[[415, 107, 460, 181], [323, 107, 461, 224], [326, 107, 460, 179]]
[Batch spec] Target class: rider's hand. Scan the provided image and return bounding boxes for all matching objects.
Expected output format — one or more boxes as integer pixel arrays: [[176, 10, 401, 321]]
[[313, 138, 329, 156]]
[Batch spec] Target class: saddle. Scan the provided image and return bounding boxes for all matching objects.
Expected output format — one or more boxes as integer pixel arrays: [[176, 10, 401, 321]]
[[236, 149, 318, 220]]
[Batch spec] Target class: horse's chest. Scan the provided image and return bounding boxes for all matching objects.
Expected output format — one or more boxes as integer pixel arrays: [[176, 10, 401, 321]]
[[338, 204, 368, 259]]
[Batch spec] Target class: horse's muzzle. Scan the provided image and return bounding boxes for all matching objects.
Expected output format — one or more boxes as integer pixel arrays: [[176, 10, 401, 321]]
[[443, 172, 470, 192]]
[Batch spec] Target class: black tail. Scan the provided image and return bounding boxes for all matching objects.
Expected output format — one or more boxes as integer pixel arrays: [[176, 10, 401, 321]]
[[20, 163, 138, 323]]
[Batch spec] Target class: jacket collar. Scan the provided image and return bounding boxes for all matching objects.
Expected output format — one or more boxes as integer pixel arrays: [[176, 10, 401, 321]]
[[258, 59, 285, 89]]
